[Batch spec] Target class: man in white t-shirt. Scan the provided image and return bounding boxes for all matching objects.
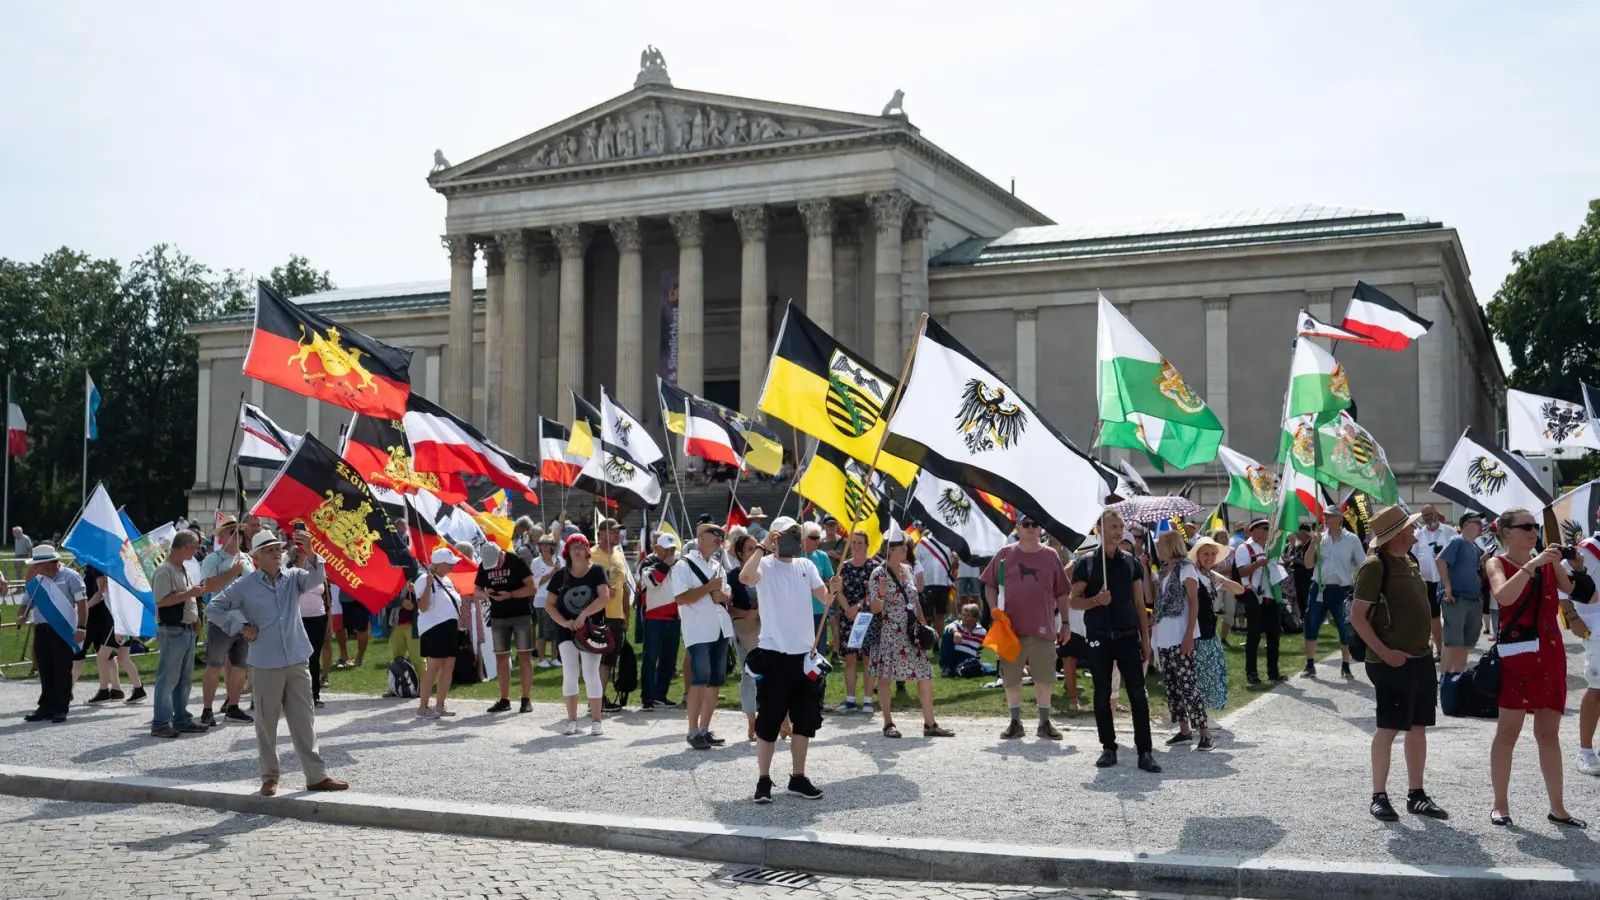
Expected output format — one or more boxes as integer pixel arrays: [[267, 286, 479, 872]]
[[1233, 519, 1282, 684], [1301, 509, 1366, 680], [1413, 505, 1455, 659], [739, 516, 840, 804]]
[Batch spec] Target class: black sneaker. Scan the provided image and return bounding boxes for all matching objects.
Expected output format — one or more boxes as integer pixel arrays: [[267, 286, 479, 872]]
[[1371, 792, 1399, 821], [706, 731, 727, 746], [1341, 662, 1353, 680], [87, 688, 115, 704], [1165, 732, 1193, 746], [150, 725, 179, 739], [1302, 661, 1317, 678], [1095, 748, 1118, 768], [50, 714, 66, 723], [1196, 735, 1215, 752], [1000, 720, 1025, 740], [519, 698, 533, 714], [107, 689, 125, 700], [1407, 791, 1449, 820], [754, 776, 774, 804], [602, 697, 624, 712], [1246, 674, 1262, 686], [200, 710, 216, 727], [313, 700, 326, 709], [22, 710, 49, 723], [1271, 673, 1289, 682], [178, 722, 209, 734], [126, 687, 146, 703], [225, 705, 253, 723], [1137, 751, 1163, 773], [487, 699, 513, 714], [787, 775, 823, 800], [688, 732, 712, 750]]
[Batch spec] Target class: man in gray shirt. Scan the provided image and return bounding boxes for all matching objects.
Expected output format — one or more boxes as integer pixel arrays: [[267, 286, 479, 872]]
[[150, 530, 208, 738], [208, 529, 349, 796]]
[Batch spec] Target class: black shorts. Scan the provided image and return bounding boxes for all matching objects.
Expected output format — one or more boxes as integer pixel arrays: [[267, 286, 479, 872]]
[[1426, 581, 1441, 619], [920, 585, 951, 620], [419, 621, 459, 660], [1366, 656, 1437, 731], [341, 601, 371, 634], [85, 603, 121, 651], [753, 651, 823, 742], [1058, 633, 1090, 662]]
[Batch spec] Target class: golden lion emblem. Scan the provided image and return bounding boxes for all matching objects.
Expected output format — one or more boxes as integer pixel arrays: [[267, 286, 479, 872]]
[[288, 325, 376, 394], [308, 490, 379, 566], [380, 445, 440, 492], [1155, 359, 1205, 414], [1328, 363, 1351, 402]]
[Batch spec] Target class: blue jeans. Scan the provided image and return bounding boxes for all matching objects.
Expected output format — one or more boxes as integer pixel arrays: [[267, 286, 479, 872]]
[[152, 626, 197, 729], [640, 617, 680, 706], [687, 637, 729, 687], [1302, 583, 1351, 644]]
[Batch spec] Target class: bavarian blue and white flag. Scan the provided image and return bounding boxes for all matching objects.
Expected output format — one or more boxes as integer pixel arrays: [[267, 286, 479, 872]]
[[26, 575, 82, 651], [63, 483, 157, 637], [86, 373, 101, 441]]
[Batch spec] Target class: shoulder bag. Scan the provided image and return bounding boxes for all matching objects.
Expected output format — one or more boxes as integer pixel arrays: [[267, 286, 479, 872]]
[[1464, 559, 1545, 703]]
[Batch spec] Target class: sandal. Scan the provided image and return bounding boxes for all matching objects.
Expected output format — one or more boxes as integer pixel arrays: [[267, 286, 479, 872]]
[[923, 723, 953, 737], [883, 723, 902, 739]]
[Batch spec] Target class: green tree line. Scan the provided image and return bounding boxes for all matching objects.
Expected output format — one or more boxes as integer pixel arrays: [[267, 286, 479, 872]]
[[0, 248, 332, 538]]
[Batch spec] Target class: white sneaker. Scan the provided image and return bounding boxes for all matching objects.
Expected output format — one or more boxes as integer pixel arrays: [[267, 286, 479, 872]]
[[861, 700, 874, 715], [538, 659, 553, 669], [552, 658, 563, 667], [589, 721, 603, 737], [1578, 749, 1600, 776], [564, 719, 580, 736]]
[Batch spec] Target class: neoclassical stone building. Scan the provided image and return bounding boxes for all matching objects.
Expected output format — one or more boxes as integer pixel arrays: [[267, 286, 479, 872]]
[[187, 53, 1504, 520]]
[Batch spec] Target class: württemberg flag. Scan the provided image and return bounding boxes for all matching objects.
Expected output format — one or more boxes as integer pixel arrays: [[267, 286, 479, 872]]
[[63, 483, 156, 637], [568, 392, 603, 460], [1096, 295, 1221, 469], [1432, 426, 1554, 517], [758, 302, 918, 487], [884, 317, 1116, 546]]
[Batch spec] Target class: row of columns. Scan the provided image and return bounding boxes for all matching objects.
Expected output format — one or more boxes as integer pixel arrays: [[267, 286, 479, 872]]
[[442, 190, 933, 454]]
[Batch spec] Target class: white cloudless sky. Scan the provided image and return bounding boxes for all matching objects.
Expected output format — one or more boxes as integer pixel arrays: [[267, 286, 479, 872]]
[[2, 1, 1596, 348]]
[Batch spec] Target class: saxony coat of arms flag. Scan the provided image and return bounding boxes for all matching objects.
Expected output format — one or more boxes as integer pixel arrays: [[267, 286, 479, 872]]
[[243, 282, 414, 419]]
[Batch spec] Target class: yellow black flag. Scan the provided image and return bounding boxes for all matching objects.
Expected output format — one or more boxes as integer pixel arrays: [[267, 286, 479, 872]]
[[757, 302, 918, 486], [796, 443, 892, 557], [568, 391, 602, 459]]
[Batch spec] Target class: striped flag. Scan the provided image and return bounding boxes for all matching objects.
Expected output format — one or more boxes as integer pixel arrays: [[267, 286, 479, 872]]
[[1341, 282, 1432, 351]]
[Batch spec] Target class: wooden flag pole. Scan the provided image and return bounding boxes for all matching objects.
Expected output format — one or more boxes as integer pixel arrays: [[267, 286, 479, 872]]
[[840, 313, 927, 542]]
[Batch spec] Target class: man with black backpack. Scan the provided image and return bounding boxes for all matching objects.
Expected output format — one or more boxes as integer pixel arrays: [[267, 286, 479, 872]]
[[1348, 505, 1448, 822]]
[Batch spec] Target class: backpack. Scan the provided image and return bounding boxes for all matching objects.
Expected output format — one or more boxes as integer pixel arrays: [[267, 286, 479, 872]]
[[387, 657, 420, 699], [610, 640, 638, 706]]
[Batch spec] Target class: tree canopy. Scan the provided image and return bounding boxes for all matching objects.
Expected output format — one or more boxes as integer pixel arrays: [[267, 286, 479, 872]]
[[0, 248, 332, 538], [1487, 199, 1600, 398]]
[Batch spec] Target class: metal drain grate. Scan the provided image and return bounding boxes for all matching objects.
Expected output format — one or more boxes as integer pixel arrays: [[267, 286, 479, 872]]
[[725, 867, 819, 888]]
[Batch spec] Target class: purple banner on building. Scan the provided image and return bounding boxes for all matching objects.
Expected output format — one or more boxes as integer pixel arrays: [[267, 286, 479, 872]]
[[659, 268, 680, 385]]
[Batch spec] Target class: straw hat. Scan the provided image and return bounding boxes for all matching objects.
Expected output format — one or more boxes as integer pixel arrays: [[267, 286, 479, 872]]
[[1367, 504, 1423, 550], [1188, 536, 1228, 564]]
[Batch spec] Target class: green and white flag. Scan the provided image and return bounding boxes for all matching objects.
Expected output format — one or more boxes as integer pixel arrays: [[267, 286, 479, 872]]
[[1271, 465, 1331, 554], [1096, 295, 1222, 469], [1287, 337, 1352, 421], [1278, 411, 1400, 505], [1218, 445, 1278, 513]]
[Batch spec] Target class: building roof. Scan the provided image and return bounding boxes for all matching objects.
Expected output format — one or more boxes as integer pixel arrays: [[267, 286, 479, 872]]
[[197, 277, 484, 327], [930, 204, 1443, 268]]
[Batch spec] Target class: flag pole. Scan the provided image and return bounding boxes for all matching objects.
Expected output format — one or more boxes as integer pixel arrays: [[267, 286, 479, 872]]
[[81, 372, 89, 508], [3, 372, 11, 539], [840, 313, 927, 542], [216, 392, 246, 519]]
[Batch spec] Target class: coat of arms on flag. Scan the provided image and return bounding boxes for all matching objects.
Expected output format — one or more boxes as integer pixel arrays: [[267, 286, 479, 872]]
[[935, 487, 972, 527], [826, 349, 889, 439], [955, 379, 1029, 454]]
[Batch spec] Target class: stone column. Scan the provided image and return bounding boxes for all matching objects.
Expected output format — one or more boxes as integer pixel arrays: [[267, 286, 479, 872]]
[[424, 349, 441, 401], [832, 211, 861, 350], [1416, 283, 1448, 462], [1204, 297, 1230, 433], [866, 190, 912, 368], [609, 217, 645, 416], [797, 198, 835, 333], [901, 204, 932, 349], [552, 224, 591, 413], [732, 205, 769, 413], [668, 211, 708, 395], [535, 246, 559, 418], [195, 359, 211, 487], [444, 235, 477, 415], [1015, 309, 1038, 402], [482, 241, 505, 433], [1307, 290, 1333, 325], [497, 230, 530, 455]]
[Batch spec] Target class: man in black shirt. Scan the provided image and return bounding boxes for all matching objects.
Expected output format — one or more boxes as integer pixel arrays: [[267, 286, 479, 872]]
[[475, 543, 538, 714], [1070, 509, 1160, 773]]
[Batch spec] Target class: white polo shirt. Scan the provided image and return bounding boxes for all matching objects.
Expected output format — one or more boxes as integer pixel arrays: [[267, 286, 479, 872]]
[[1233, 539, 1269, 594], [670, 548, 734, 647]]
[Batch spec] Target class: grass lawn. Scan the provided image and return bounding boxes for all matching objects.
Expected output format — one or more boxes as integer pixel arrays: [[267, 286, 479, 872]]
[[1, 601, 1330, 721]]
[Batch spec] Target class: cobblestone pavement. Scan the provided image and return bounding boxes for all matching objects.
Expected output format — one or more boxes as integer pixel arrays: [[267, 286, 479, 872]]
[[0, 795, 1236, 900]]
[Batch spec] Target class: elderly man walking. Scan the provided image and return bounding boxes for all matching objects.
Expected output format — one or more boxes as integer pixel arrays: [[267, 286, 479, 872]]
[[207, 529, 349, 796]]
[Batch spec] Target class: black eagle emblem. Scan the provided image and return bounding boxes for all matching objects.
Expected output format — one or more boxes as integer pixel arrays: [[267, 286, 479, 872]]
[[1466, 456, 1508, 496], [603, 455, 637, 482], [612, 414, 633, 444], [955, 379, 1028, 454], [1541, 401, 1586, 443], [935, 488, 971, 527], [1562, 518, 1585, 546], [825, 352, 886, 439]]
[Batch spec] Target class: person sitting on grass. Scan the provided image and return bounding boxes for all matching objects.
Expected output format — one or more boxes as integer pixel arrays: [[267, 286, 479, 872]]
[[939, 603, 994, 677]]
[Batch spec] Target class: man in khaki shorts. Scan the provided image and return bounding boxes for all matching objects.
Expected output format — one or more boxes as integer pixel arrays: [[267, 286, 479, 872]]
[[981, 515, 1073, 741]]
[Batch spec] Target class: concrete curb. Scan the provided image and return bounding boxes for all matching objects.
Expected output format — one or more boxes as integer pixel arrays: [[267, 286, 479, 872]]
[[2, 765, 1596, 900]]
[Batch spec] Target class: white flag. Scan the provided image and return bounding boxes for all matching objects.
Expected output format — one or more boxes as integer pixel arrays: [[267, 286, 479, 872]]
[[1549, 480, 1600, 545], [1506, 389, 1600, 456], [1432, 427, 1553, 516], [599, 389, 663, 466], [905, 472, 1008, 566]]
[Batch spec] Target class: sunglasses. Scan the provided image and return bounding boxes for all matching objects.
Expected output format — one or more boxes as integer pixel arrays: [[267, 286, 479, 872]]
[[1506, 522, 1539, 532], [1019, 520, 1041, 529]]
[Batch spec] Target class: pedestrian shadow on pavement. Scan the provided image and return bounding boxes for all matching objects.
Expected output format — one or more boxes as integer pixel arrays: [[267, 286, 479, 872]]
[[1080, 750, 1240, 798], [1514, 827, 1595, 868], [2, 798, 126, 826], [120, 811, 275, 859], [1379, 817, 1490, 868], [707, 772, 921, 828], [978, 739, 1079, 763], [1174, 813, 1286, 857]]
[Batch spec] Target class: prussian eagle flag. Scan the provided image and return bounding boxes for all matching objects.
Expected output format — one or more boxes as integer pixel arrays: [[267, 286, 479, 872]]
[[62, 483, 156, 638], [344, 412, 469, 504], [684, 396, 747, 466], [905, 472, 1007, 566], [238, 402, 301, 469], [1549, 480, 1600, 546], [251, 433, 415, 613], [1505, 388, 1600, 456], [539, 417, 585, 486], [1432, 426, 1553, 517], [1341, 281, 1433, 351], [403, 394, 538, 501], [884, 316, 1116, 548], [242, 281, 414, 419], [599, 388, 663, 467]]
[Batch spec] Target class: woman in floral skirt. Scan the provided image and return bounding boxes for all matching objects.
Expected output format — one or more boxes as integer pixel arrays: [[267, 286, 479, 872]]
[[1189, 536, 1245, 716], [868, 525, 953, 738]]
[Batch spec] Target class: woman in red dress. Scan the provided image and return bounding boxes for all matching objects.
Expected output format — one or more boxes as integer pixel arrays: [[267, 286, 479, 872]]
[[1484, 507, 1585, 829]]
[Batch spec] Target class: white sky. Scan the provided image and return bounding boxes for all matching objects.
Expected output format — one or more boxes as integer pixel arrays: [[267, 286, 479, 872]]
[[2, 1, 1596, 366]]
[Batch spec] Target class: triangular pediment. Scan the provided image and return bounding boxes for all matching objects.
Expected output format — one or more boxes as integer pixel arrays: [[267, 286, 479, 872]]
[[432, 85, 912, 185]]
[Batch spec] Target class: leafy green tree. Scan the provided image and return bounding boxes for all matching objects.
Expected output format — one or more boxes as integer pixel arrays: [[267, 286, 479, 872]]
[[268, 254, 335, 299]]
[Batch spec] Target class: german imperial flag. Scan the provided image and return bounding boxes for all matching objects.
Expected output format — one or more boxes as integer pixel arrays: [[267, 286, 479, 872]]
[[796, 443, 892, 557], [243, 282, 413, 419], [758, 302, 917, 487], [250, 433, 413, 614], [343, 413, 468, 505], [398, 492, 477, 595], [539, 418, 585, 486]]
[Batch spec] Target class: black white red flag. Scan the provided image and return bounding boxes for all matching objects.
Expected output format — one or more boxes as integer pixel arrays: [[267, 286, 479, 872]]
[[238, 402, 301, 469]]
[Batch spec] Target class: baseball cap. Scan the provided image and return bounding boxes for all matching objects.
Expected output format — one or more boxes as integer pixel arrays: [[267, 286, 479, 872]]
[[655, 532, 679, 549], [770, 515, 799, 535]]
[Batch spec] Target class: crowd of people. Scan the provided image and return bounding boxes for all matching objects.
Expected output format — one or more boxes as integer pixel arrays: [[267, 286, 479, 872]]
[[8, 496, 1600, 815]]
